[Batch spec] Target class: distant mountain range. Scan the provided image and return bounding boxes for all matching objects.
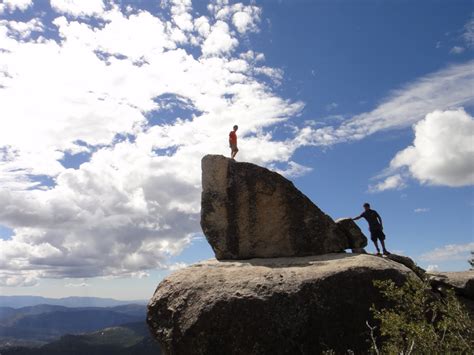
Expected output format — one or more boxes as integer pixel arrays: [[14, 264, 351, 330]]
[[0, 302, 159, 355], [0, 305, 146, 341], [0, 322, 161, 355], [0, 295, 147, 308]]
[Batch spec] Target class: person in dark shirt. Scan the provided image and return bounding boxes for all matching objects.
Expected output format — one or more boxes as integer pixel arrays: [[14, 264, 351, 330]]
[[353, 203, 390, 256]]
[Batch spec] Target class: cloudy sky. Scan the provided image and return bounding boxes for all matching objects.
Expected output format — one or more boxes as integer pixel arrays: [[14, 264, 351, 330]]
[[0, 0, 472, 300]]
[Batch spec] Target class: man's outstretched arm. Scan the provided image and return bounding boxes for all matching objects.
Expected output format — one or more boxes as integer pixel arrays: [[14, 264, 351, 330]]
[[352, 214, 363, 221]]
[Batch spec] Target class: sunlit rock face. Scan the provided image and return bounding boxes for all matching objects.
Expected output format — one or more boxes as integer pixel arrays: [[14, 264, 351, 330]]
[[147, 254, 415, 354], [200, 154, 352, 260]]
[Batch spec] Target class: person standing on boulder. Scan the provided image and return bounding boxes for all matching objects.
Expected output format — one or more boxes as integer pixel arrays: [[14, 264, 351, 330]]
[[229, 125, 239, 159], [352, 203, 390, 256]]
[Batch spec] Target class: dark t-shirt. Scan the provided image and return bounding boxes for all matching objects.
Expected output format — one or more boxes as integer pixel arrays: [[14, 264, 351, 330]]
[[360, 209, 382, 230]]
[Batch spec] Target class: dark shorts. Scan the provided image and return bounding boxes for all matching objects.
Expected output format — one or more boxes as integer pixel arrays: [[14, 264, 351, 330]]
[[370, 227, 385, 242], [230, 143, 238, 152]]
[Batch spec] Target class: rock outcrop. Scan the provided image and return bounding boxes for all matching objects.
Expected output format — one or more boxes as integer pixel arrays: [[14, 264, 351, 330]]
[[335, 218, 368, 252], [384, 253, 426, 279], [428, 270, 474, 299], [147, 156, 444, 354], [200, 155, 360, 259], [428, 270, 474, 318], [147, 253, 417, 355]]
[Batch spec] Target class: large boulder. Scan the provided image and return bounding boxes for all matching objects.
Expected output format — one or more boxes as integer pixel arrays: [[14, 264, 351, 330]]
[[147, 253, 417, 354], [200, 155, 351, 259], [335, 218, 368, 251]]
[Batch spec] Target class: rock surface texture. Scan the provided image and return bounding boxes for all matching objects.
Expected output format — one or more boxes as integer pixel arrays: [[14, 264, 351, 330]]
[[335, 218, 368, 252], [384, 253, 426, 279], [428, 270, 474, 318], [147, 254, 416, 355], [200, 155, 358, 259], [428, 270, 474, 299]]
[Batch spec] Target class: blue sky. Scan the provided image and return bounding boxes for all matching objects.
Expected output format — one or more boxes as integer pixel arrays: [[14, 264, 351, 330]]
[[0, 0, 472, 300]]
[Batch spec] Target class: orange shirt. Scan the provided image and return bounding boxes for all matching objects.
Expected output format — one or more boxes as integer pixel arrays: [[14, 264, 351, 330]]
[[229, 131, 237, 145]]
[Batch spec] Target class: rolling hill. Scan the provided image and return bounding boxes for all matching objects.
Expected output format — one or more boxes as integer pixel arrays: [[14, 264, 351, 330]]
[[0, 322, 161, 355], [0, 303, 147, 346]]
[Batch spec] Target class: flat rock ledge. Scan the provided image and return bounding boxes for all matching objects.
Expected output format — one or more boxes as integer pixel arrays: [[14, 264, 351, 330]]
[[147, 253, 416, 355]]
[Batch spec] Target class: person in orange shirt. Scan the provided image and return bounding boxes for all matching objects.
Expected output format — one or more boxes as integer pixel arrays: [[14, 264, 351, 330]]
[[229, 125, 239, 159]]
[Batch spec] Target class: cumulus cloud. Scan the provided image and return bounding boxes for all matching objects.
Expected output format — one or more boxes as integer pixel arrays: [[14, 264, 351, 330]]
[[369, 174, 406, 193], [253, 66, 283, 85], [169, 0, 194, 32], [420, 242, 474, 262], [0, 18, 43, 39], [168, 262, 188, 271], [426, 264, 439, 272], [207, 0, 261, 34], [0, 0, 33, 13], [0, 1, 305, 286], [0, 272, 38, 287], [232, 6, 261, 34], [240, 50, 265, 62], [201, 20, 238, 56], [374, 109, 474, 190], [50, 0, 106, 18], [270, 161, 313, 179]]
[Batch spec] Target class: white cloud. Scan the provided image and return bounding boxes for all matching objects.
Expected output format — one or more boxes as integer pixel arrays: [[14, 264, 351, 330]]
[[253, 66, 283, 84], [207, 1, 260, 34], [50, 0, 105, 18], [0, 18, 43, 39], [450, 45, 465, 54], [369, 174, 407, 193], [168, 262, 188, 271], [232, 6, 261, 34], [0, 0, 33, 13], [0, 2, 305, 286], [169, 0, 194, 32], [426, 264, 439, 272], [194, 16, 210, 37], [201, 20, 238, 56], [239, 50, 264, 62], [66, 281, 90, 287], [414, 208, 430, 213], [463, 17, 474, 48], [0, 272, 38, 287], [420, 242, 474, 262], [384, 109, 474, 188], [270, 161, 313, 178], [298, 60, 474, 146]]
